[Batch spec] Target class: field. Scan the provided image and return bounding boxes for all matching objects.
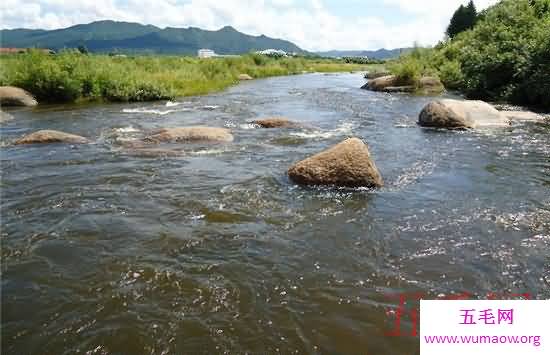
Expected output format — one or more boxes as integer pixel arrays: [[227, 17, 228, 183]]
[[0, 51, 378, 103]]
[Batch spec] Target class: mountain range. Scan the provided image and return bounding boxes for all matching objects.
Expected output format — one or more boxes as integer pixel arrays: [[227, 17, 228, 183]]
[[1, 20, 405, 59], [315, 48, 411, 59], [0, 20, 304, 55]]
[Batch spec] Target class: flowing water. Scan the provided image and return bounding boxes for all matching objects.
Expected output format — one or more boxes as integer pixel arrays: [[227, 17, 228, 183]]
[[1, 73, 549, 354]]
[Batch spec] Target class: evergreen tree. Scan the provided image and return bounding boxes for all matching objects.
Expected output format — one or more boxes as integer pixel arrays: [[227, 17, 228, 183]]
[[446, 1, 478, 39], [466, 0, 477, 18], [77, 45, 89, 54]]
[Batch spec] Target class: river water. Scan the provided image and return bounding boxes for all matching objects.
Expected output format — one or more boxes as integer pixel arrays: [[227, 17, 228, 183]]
[[1, 73, 549, 354]]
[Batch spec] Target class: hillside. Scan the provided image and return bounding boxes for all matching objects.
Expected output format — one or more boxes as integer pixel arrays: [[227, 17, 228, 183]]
[[0, 20, 305, 55]]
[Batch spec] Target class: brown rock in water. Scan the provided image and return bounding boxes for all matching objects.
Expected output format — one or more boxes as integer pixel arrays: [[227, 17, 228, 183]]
[[362, 75, 444, 94], [288, 137, 383, 188], [146, 126, 233, 143], [238, 74, 253, 80], [363, 75, 399, 91], [252, 117, 300, 128], [15, 130, 89, 145], [418, 99, 510, 129], [0, 86, 38, 107]]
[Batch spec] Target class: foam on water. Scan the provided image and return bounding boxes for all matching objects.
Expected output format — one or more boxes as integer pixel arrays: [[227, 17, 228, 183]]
[[190, 148, 229, 156], [238, 123, 258, 130], [290, 121, 356, 139], [122, 107, 192, 115], [201, 105, 220, 110], [113, 126, 140, 133]]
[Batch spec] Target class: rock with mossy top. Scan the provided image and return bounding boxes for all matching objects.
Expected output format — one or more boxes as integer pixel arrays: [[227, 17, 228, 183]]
[[0, 86, 38, 107], [288, 137, 383, 188], [361, 75, 444, 94]]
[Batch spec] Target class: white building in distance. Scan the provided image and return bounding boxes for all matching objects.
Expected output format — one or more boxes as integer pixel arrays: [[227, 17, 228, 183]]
[[255, 49, 287, 57], [198, 49, 217, 58]]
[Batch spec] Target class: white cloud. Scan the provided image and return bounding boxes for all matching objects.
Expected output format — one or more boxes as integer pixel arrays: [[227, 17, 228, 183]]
[[383, 0, 498, 15], [0, 0, 500, 51]]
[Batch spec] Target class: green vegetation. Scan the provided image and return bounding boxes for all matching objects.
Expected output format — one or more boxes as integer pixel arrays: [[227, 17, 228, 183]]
[[388, 0, 550, 110], [387, 47, 438, 86], [446, 0, 478, 39], [0, 51, 373, 103], [342, 57, 384, 65]]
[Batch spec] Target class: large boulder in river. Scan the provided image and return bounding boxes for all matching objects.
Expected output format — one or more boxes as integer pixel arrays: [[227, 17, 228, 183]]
[[288, 137, 383, 188], [362, 75, 444, 94], [145, 127, 233, 143], [238, 74, 253, 80], [362, 75, 399, 91], [418, 99, 510, 129], [0, 86, 38, 107], [252, 117, 300, 128], [15, 130, 89, 145]]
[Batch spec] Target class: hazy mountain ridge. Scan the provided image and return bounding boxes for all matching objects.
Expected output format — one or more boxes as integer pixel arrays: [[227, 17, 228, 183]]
[[316, 48, 411, 59], [0, 20, 304, 55]]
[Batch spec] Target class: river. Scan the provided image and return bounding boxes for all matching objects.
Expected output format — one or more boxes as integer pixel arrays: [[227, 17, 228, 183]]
[[1, 73, 549, 354]]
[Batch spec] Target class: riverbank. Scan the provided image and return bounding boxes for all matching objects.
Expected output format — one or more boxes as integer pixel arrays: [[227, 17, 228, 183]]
[[0, 51, 378, 104]]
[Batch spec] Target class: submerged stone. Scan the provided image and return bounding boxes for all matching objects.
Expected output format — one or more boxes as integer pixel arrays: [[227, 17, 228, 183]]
[[15, 130, 89, 145], [252, 117, 300, 128], [145, 126, 234, 143]]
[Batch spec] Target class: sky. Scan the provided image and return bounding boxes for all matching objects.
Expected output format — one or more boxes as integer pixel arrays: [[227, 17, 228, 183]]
[[0, 0, 499, 51]]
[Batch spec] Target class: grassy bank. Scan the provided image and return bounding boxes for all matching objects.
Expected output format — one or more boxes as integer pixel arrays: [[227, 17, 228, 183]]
[[0, 51, 375, 103], [387, 0, 550, 110]]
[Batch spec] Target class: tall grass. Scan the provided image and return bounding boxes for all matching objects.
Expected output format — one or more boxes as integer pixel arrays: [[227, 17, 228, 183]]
[[387, 47, 441, 87], [0, 51, 374, 103]]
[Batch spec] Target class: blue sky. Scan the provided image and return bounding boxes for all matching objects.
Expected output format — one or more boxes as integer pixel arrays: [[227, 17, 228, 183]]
[[0, 0, 499, 51]]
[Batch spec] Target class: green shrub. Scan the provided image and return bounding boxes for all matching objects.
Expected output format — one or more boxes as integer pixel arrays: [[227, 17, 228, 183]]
[[390, 58, 422, 85], [445, 0, 550, 107], [249, 53, 269, 66], [389, 0, 550, 109], [438, 60, 464, 89]]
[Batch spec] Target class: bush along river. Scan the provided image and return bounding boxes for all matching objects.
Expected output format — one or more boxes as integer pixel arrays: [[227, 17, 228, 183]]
[[1, 73, 549, 354]]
